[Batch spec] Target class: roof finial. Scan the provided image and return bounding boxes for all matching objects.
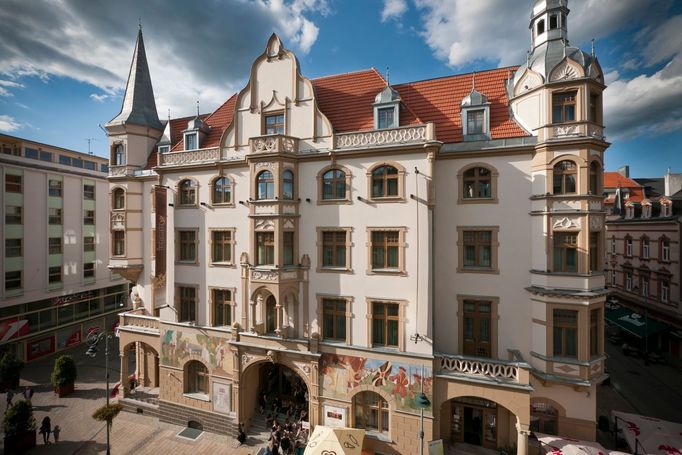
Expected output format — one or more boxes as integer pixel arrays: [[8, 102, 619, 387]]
[[167, 108, 171, 122], [196, 100, 200, 117], [591, 38, 595, 57], [138, 18, 142, 31], [386, 66, 390, 86], [471, 71, 476, 92]]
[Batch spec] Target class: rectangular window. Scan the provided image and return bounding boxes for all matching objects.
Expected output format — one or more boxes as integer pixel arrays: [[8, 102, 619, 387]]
[[211, 230, 232, 263], [371, 231, 400, 270], [25, 147, 39, 159], [372, 301, 400, 348], [48, 237, 62, 254], [661, 280, 670, 303], [553, 309, 577, 358], [283, 231, 294, 266], [5, 271, 21, 290], [5, 174, 22, 193], [625, 272, 632, 291], [49, 179, 63, 197], [83, 210, 95, 225], [48, 208, 62, 225], [84, 236, 95, 252], [553, 233, 578, 273], [178, 230, 197, 262], [463, 231, 492, 268], [158, 145, 170, 154], [377, 107, 395, 129], [84, 160, 96, 170], [256, 232, 275, 266], [265, 113, 285, 134], [5, 239, 22, 257], [642, 240, 650, 259], [552, 91, 576, 124], [84, 262, 95, 279], [59, 155, 72, 166], [322, 298, 346, 341], [589, 94, 599, 123], [48, 266, 62, 284], [462, 300, 492, 358], [83, 184, 95, 200], [5, 205, 22, 224], [185, 133, 198, 151], [179, 286, 197, 322], [590, 309, 600, 357], [467, 109, 485, 134], [626, 239, 632, 257], [322, 231, 347, 268], [212, 289, 232, 326], [589, 232, 600, 271], [112, 231, 125, 256], [100, 164, 109, 173], [662, 240, 670, 262], [642, 277, 649, 297], [40, 151, 52, 162]]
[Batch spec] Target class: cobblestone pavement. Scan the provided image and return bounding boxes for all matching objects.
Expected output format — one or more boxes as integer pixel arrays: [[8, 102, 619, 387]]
[[0, 340, 260, 454]]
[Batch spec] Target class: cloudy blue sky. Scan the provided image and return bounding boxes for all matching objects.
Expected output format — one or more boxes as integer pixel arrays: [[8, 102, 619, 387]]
[[0, 0, 680, 177]]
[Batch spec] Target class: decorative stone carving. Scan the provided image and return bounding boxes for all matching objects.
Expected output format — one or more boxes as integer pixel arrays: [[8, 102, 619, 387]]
[[241, 354, 253, 367], [266, 350, 278, 364], [553, 125, 580, 138], [252, 270, 278, 281], [588, 200, 602, 211], [255, 161, 274, 168], [282, 218, 295, 229], [440, 355, 518, 382], [515, 71, 543, 95], [589, 216, 603, 231], [293, 361, 311, 377], [159, 148, 220, 166], [254, 219, 275, 230], [240, 252, 249, 265], [552, 216, 581, 230], [300, 254, 311, 268], [550, 60, 580, 81], [335, 124, 428, 149], [130, 287, 142, 310], [111, 212, 126, 230], [150, 273, 166, 289], [250, 136, 298, 154]]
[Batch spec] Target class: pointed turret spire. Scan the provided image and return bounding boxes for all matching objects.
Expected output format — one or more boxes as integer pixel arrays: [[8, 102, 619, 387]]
[[106, 27, 163, 130]]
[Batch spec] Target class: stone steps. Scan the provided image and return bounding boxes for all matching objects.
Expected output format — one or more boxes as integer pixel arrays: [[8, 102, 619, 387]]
[[119, 397, 161, 419]]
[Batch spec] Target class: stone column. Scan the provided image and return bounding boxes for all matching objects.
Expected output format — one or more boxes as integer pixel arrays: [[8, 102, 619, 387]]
[[120, 351, 129, 398], [516, 422, 530, 455], [240, 254, 250, 329]]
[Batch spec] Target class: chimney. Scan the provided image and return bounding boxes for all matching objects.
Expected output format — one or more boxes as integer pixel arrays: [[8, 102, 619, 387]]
[[617, 165, 629, 178]]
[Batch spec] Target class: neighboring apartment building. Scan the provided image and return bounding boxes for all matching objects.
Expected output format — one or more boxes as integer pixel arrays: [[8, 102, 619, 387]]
[[605, 168, 682, 359], [0, 134, 130, 361], [110, 1, 608, 452]]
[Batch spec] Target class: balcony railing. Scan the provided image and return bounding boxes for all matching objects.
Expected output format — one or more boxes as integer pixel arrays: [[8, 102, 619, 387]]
[[335, 123, 435, 149], [437, 353, 530, 386], [250, 267, 300, 284], [249, 135, 299, 154], [538, 122, 605, 142], [120, 312, 160, 334], [159, 147, 220, 166]]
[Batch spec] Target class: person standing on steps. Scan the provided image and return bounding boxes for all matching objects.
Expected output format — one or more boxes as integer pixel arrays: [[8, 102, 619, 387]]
[[6, 389, 13, 408], [40, 416, 51, 444]]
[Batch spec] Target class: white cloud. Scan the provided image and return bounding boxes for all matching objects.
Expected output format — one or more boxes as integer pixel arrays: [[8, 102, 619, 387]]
[[0, 79, 24, 96], [0, 114, 22, 132], [381, 0, 408, 22], [0, 0, 329, 119], [90, 93, 109, 102]]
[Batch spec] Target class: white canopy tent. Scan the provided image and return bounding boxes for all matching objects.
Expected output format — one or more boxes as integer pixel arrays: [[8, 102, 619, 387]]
[[613, 411, 682, 455], [535, 433, 631, 455], [303, 425, 365, 455]]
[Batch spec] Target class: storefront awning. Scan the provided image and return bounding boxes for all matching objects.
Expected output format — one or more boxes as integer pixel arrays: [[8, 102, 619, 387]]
[[605, 307, 669, 339], [613, 410, 682, 455], [536, 432, 630, 455]]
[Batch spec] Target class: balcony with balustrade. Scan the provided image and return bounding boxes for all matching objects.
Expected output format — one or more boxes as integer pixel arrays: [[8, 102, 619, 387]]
[[334, 123, 436, 150], [435, 351, 532, 391], [537, 121, 605, 143]]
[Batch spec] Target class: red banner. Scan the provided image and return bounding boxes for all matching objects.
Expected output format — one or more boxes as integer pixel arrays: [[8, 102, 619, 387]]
[[155, 186, 167, 278]]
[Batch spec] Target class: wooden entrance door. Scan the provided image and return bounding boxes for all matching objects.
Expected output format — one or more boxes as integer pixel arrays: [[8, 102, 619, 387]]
[[462, 300, 492, 357], [451, 399, 497, 449]]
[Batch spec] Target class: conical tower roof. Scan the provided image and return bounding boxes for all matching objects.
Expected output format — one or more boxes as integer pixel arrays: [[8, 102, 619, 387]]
[[106, 27, 163, 130]]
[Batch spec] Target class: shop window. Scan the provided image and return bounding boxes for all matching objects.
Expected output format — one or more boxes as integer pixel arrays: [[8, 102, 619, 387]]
[[185, 360, 208, 394], [354, 392, 389, 434], [530, 402, 558, 435]]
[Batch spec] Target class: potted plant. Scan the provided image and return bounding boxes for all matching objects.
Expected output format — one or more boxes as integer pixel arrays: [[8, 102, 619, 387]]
[[0, 351, 24, 392], [51, 355, 77, 397], [93, 402, 123, 436], [3, 400, 36, 453]]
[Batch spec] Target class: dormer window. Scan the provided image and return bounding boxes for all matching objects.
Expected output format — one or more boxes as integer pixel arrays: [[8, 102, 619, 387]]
[[373, 85, 401, 130], [158, 145, 170, 154], [467, 110, 485, 135], [265, 113, 285, 135], [185, 132, 198, 151], [461, 88, 490, 140], [378, 108, 395, 129]]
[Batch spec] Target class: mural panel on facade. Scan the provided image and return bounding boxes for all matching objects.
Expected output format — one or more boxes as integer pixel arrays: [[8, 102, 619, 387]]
[[321, 354, 433, 415], [161, 329, 231, 376]]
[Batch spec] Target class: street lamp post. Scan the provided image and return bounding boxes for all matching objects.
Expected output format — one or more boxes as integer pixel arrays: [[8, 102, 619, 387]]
[[86, 329, 113, 455], [414, 364, 431, 455]]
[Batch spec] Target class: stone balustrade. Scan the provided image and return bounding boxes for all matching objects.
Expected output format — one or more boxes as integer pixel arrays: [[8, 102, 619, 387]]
[[438, 353, 527, 384], [121, 312, 160, 334], [250, 267, 299, 284], [539, 122, 605, 142], [108, 165, 130, 177], [159, 147, 220, 166], [249, 135, 299, 154], [335, 123, 435, 149]]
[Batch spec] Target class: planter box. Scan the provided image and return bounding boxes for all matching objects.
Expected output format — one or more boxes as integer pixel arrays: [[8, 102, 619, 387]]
[[54, 382, 74, 397], [4, 429, 36, 454]]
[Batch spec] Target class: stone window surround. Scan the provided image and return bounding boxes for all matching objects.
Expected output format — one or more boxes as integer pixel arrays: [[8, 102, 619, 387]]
[[660, 237, 671, 262], [316, 164, 353, 205], [262, 109, 286, 135], [640, 235, 650, 260], [366, 161, 406, 203], [208, 286, 237, 328], [457, 162, 499, 204], [365, 297, 407, 352], [545, 302, 599, 364], [316, 227, 353, 274], [176, 283, 200, 324], [316, 293, 354, 345], [365, 227, 407, 276], [111, 186, 126, 211], [352, 390, 391, 438], [456, 226, 500, 274], [209, 175, 235, 207], [110, 141, 126, 166], [111, 229, 126, 258], [456, 294, 500, 359], [208, 228, 236, 267], [176, 177, 200, 208], [183, 131, 199, 151], [175, 228, 200, 266]]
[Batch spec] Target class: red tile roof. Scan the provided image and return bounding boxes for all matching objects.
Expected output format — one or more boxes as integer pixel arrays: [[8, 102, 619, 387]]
[[604, 172, 645, 202]]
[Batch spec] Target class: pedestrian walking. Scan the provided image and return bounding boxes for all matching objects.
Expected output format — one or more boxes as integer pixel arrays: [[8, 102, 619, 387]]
[[6, 390, 13, 407], [52, 425, 61, 444], [40, 416, 51, 444], [23, 386, 34, 402], [237, 422, 246, 445]]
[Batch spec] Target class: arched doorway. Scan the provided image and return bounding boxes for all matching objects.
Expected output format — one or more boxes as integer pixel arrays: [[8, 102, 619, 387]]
[[442, 396, 518, 450], [123, 341, 160, 395], [266, 296, 277, 333]]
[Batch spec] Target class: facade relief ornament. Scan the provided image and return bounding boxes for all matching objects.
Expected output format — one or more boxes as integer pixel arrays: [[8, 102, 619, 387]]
[[266, 350, 278, 364], [110, 212, 126, 230], [550, 60, 581, 82], [293, 361, 311, 377], [255, 161, 274, 168], [589, 216, 603, 231], [282, 218, 295, 229], [254, 219, 275, 231], [515, 71, 543, 95], [552, 216, 581, 230], [553, 125, 580, 137], [241, 354, 254, 367]]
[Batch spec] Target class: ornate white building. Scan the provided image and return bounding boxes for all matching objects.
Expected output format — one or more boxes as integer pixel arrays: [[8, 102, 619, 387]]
[[108, 0, 608, 452]]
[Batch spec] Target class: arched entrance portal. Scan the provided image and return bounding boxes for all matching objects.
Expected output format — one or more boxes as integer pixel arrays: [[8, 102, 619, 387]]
[[442, 396, 518, 450], [123, 341, 160, 393]]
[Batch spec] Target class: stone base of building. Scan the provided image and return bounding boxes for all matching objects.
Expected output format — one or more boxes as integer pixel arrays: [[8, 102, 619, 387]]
[[158, 399, 237, 436]]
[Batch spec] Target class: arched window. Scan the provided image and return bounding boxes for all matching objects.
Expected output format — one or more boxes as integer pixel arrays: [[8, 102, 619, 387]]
[[530, 402, 559, 435], [463, 167, 492, 199], [282, 170, 294, 200], [112, 188, 125, 210], [371, 165, 399, 198], [212, 177, 231, 204], [589, 162, 600, 195], [114, 144, 125, 166], [257, 171, 274, 200], [322, 169, 347, 200], [553, 160, 576, 194], [354, 392, 389, 434], [179, 179, 197, 205], [185, 360, 209, 394], [537, 19, 545, 35]]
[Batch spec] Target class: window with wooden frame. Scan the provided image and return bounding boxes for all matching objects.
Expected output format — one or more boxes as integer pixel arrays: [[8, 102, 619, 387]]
[[371, 301, 400, 348], [370, 230, 401, 272], [467, 109, 485, 134], [5, 174, 21, 193], [377, 107, 395, 129], [83, 184, 95, 200], [185, 360, 208, 394], [48, 208, 62, 225], [553, 232, 578, 273], [463, 166, 492, 200], [256, 171, 275, 200], [370, 165, 399, 199], [113, 143, 125, 165], [5, 205, 21, 224], [112, 188, 125, 210], [282, 170, 294, 200], [661, 278, 670, 303], [590, 308, 600, 357], [589, 93, 599, 123], [589, 232, 600, 272], [641, 236, 650, 259], [553, 309, 577, 358], [640, 272, 650, 297], [177, 230, 197, 263], [625, 236, 633, 257], [321, 230, 348, 269], [256, 232, 275, 266], [283, 231, 295, 266], [661, 238, 670, 262], [178, 286, 197, 322], [211, 230, 233, 264], [625, 271, 633, 291], [5, 239, 22, 258], [589, 161, 600, 194], [179, 179, 197, 206], [5, 271, 21, 291], [321, 168, 348, 201], [184, 132, 198, 151], [322, 298, 347, 341], [84, 236, 95, 252], [463, 230, 491, 268], [530, 402, 558, 435], [84, 262, 95, 279], [552, 91, 576, 124], [354, 392, 389, 434], [48, 237, 62, 255], [83, 209, 95, 225], [265, 113, 285, 135], [48, 266, 62, 284], [552, 160, 577, 194], [48, 179, 63, 197], [211, 288, 233, 327], [211, 176, 231, 205], [462, 299, 492, 358], [112, 230, 125, 256]]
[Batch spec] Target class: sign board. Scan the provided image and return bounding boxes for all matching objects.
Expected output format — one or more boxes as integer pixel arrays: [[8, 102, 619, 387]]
[[301, 421, 310, 430], [428, 440, 444, 455], [212, 381, 231, 414], [323, 405, 347, 428]]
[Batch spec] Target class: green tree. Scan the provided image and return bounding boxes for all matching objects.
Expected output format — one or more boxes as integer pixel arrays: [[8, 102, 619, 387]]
[[50, 355, 78, 387]]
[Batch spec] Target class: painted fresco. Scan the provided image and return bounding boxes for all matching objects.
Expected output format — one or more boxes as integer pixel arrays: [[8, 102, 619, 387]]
[[161, 329, 231, 376], [320, 353, 433, 415]]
